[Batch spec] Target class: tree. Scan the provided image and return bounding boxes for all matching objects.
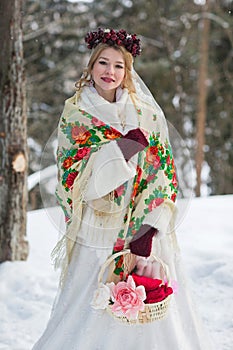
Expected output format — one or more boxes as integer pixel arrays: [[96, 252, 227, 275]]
[[195, 0, 211, 197], [0, 0, 29, 261]]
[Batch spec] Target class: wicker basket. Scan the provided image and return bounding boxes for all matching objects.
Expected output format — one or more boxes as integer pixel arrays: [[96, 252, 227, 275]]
[[98, 249, 172, 324]]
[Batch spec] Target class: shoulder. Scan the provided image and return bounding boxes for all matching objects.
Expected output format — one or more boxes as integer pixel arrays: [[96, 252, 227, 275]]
[[132, 92, 165, 119], [59, 93, 83, 124], [64, 88, 89, 107], [65, 94, 77, 105]]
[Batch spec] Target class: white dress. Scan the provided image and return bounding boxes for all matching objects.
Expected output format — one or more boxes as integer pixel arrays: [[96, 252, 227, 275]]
[[32, 88, 214, 350]]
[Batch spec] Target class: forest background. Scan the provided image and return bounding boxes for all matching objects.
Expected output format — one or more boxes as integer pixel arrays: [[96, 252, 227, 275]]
[[23, 0, 232, 210], [0, 2, 232, 346]]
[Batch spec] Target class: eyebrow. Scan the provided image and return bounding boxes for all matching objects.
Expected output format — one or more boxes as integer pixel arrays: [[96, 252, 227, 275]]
[[98, 56, 124, 64]]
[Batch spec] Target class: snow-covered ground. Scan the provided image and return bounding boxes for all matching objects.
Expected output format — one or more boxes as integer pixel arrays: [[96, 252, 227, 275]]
[[0, 195, 232, 350]]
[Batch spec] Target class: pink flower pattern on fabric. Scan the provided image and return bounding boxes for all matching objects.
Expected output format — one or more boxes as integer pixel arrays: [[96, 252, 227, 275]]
[[113, 238, 125, 252], [114, 184, 125, 198], [148, 197, 164, 212], [108, 276, 146, 320], [91, 117, 106, 127]]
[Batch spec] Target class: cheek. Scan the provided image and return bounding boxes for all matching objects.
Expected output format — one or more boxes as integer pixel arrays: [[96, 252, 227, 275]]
[[91, 68, 96, 80], [92, 64, 101, 78], [117, 70, 125, 83]]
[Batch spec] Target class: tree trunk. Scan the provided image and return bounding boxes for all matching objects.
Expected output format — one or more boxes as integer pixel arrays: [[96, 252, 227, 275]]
[[195, 0, 210, 197], [0, 0, 29, 261]]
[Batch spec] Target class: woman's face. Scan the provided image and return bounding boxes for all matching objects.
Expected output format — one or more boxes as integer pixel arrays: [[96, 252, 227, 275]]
[[91, 47, 125, 101]]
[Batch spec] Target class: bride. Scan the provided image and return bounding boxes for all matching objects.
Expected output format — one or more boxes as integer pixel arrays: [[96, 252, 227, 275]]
[[33, 28, 213, 350]]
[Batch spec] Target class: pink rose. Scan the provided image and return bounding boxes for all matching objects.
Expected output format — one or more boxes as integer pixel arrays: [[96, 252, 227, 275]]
[[148, 198, 164, 212], [91, 117, 105, 127], [109, 276, 146, 320]]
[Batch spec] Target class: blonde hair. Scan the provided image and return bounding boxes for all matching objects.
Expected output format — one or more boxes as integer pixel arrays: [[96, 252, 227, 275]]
[[75, 43, 136, 97]]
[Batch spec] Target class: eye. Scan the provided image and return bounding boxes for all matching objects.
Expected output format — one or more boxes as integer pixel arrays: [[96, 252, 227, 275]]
[[116, 64, 124, 69], [99, 60, 107, 65]]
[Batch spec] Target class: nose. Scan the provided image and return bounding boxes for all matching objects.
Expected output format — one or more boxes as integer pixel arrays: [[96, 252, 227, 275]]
[[105, 64, 114, 75]]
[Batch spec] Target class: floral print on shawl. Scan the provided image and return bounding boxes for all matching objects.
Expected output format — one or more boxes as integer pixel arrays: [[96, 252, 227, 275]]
[[55, 94, 178, 279], [56, 110, 124, 224], [112, 123, 178, 276]]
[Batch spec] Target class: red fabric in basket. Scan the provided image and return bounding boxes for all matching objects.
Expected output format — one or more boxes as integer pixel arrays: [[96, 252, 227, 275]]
[[131, 273, 173, 304], [146, 284, 173, 303], [131, 273, 162, 291]]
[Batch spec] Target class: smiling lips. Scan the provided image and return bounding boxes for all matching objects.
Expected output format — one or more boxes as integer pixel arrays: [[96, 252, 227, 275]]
[[101, 77, 115, 83]]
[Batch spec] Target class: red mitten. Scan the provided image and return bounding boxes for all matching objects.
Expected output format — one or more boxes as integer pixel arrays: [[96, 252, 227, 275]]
[[117, 128, 149, 161], [129, 224, 158, 257]]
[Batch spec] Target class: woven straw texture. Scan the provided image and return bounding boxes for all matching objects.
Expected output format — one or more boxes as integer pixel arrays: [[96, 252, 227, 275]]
[[98, 249, 172, 325]]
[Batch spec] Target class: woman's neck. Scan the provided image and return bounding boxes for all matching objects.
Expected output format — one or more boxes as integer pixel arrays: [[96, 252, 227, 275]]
[[94, 85, 116, 103]]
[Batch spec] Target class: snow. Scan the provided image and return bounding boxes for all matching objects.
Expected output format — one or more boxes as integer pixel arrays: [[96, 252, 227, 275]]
[[0, 195, 232, 350], [28, 165, 57, 191]]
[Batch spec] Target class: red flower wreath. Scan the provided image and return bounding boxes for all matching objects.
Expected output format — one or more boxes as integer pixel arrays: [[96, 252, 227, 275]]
[[85, 28, 141, 57]]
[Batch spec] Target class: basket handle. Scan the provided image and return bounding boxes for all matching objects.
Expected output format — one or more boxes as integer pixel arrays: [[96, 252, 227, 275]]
[[98, 249, 170, 285]]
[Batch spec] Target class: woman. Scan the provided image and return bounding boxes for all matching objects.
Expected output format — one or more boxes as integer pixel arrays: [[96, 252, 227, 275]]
[[33, 28, 213, 350]]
